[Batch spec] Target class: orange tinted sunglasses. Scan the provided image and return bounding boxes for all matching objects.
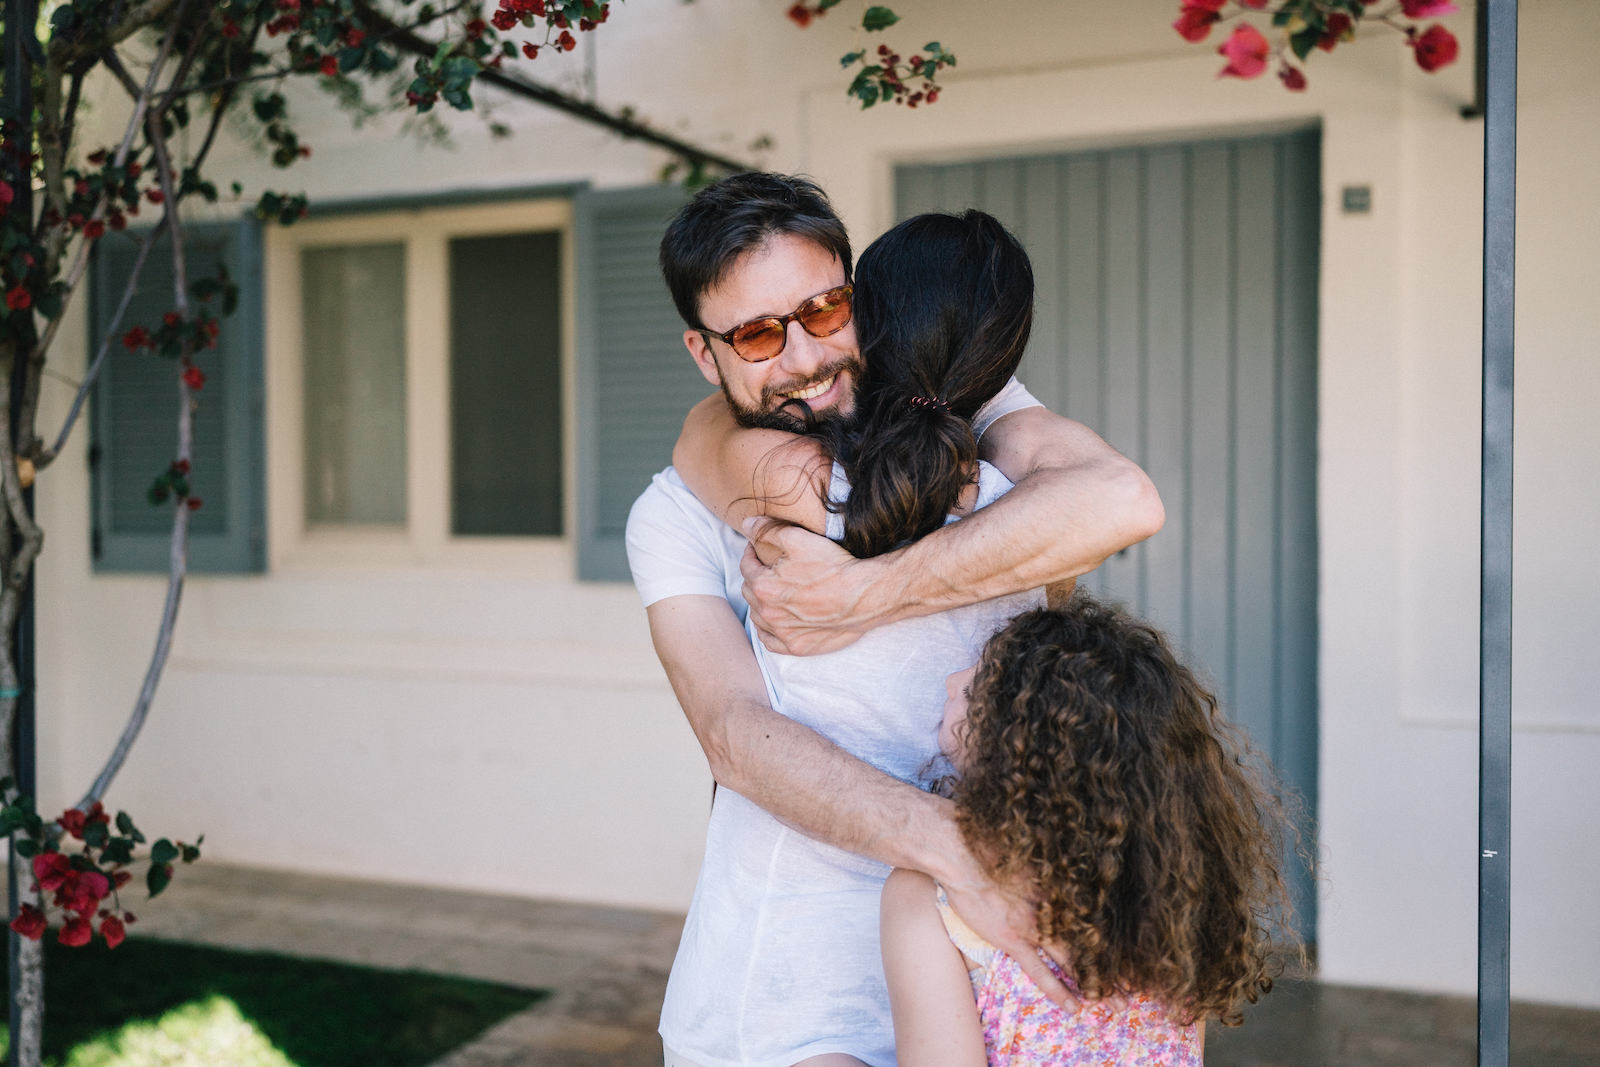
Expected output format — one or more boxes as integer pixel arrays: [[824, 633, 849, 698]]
[[701, 284, 854, 363]]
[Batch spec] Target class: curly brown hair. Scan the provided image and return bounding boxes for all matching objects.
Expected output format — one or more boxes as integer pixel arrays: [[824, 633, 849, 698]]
[[950, 598, 1295, 1025]]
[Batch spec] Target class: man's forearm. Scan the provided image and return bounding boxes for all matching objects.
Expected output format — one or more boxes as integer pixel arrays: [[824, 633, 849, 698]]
[[647, 595, 957, 873], [853, 453, 1159, 626]]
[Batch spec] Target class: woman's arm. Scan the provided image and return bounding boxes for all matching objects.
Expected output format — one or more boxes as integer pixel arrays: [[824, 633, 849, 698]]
[[881, 868, 989, 1067], [672, 393, 833, 534]]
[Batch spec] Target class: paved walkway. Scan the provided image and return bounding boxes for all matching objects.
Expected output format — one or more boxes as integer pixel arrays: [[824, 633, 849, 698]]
[[132, 864, 1599, 1066]]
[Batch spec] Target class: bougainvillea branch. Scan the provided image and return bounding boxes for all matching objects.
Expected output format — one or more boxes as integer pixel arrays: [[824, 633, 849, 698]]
[[787, 2, 957, 109], [1173, 0, 1460, 89]]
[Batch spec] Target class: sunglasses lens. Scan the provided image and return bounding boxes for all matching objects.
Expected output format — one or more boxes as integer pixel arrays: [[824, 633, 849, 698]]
[[798, 288, 852, 337], [729, 319, 786, 362]]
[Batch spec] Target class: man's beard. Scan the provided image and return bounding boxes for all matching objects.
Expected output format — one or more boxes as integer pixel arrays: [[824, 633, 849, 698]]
[[721, 356, 862, 433]]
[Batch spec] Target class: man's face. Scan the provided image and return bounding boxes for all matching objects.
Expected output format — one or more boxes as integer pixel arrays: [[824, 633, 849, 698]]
[[682, 232, 861, 430]]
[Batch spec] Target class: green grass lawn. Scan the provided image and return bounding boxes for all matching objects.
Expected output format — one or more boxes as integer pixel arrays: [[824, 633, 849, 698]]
[[0, 935, 548, 1066]]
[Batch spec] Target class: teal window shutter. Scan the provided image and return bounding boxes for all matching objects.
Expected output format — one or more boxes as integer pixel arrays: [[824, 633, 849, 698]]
[[88, 219, 266, 573], [573, 185, 706, 582]]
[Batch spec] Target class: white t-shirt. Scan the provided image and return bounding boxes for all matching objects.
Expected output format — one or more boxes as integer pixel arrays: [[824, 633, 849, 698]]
[[626, 379, 1043, 1067]]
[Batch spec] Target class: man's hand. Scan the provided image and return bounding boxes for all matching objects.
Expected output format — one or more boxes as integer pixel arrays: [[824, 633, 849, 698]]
[[740, 517, 895, 655], [936, 852, 1074, 1008]]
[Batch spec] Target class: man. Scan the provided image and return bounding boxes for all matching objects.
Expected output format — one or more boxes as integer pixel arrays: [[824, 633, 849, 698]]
[[626, 173, 1164, 1066]]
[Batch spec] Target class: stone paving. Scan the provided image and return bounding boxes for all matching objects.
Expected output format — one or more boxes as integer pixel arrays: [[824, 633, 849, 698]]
[[132, 863, 1599, 1066]]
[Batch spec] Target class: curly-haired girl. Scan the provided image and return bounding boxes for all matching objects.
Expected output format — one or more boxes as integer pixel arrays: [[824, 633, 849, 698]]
[[881, 599, 1293, 1066]]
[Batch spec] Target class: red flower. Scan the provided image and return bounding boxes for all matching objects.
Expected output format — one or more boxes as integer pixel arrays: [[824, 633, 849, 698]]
[[522, 42, 539, 59], [109, 211, 127, 231], [1412, 24, 1458, 71], [221, 18, 241, 38], [9, 904, 46, 941], [0, 180, 13, 217], [344, 27, 366, 47], [127, 161, 142, 178], [1182, 0, 1226, 9], [320, 55, 339, 77], [60, 808, 86, 838], [1238, 0, 1269, 6], [1173, 5, 1220, 42], [490, 9, 517, 31], [33, 852, 71, 892], [787, 3, 812, 27], [84, 218, 105, 239], [5, 284, 31, 311], [1218, 23, 1270, 79], [183, 365, 206, 390], [1400, 0, 1457, 16], [558, 30, 576, 51], [163, 311, 181, 327], [122, 326, 152, 349], [186, 497, 204, 511], [100, 915, 127, 949], [58, 916, 92, 947], [60, 870, 110, 915], [173, 458, 191, 475], [112, 870, 131, 888], [87, 149, 108, 165], [146, 189, 164, 205], [1279, 64, 1307, 91], [465, 18, 486, 38], [1319, 13, 1353, 51]]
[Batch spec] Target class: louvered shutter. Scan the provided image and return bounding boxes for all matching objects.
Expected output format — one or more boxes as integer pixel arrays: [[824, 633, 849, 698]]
[[573, 185, 701, 581], [88, 219, 266, 572]]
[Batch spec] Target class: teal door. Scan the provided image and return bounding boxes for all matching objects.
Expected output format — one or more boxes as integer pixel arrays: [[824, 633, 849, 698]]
[[898, 129, 1321, 939]]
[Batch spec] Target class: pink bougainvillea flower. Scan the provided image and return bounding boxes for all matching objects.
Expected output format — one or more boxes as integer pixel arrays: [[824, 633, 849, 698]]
[[9, 904, 46, 941], [1218, 23, 1271, 79], [1173, 5, 1220, 42], [1183, 0, 1226, 10], [1400, 0, 1458, 16], [59, 808, 86, 838], [58, 916, 92, 947], [62, 870, 111, 916], [1319, 13, 1353, 51], [5, 284, 30, 311], [183, 365, 206, 390], [787, 3, 812, 27], [1238, 0, 1269, 8], [1279, 64, 1308, 90], [0, 180, 13, 217], [1412, 24, 1459, 71], [32, 852, 71, 892], [101, 915, 127, 949]]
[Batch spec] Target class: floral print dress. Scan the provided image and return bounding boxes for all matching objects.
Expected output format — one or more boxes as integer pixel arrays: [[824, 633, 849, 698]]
[[934, 888, 1202, 1066]]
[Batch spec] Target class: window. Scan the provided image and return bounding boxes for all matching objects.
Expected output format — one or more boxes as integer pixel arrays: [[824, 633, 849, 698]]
[[266, 201, 574, 570]]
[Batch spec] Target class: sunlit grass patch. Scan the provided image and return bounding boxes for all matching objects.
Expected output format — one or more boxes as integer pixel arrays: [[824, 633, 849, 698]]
[[1, 936, 547, 1066]]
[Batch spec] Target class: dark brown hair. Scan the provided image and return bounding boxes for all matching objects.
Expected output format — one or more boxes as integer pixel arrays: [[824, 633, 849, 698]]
[[658, 172, 852, 329], [951, 599, 1296, 1024], [821, 210, 1033, 557]]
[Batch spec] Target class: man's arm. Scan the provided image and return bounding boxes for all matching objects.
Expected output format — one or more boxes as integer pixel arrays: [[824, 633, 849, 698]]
[[646, 592, 1069, 1003], [742, 406, 1163, 655]]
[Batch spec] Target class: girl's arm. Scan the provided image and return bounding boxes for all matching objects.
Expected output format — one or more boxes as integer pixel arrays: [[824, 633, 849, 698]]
[[881, 868, 989, 1067], [672, 393, 832, 534]]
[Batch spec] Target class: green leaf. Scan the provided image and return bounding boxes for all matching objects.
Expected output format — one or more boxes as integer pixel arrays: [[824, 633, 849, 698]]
[[150, 838, 180, 865], [861, 5, 900, 32], [180, 842, 202, 864], [840, 50, 865, 67], [83, 821, 109, 848], [115, 811, 146, 843], [818, 0, 844, 8], [1290, 26, 1320, 61], [147, 862, 172, 899], [14, 839, 38, 858], [102, 838, 135, 865]]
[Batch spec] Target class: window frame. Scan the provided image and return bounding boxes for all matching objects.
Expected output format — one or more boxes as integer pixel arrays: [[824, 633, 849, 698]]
[[264, 199, 577, 573]]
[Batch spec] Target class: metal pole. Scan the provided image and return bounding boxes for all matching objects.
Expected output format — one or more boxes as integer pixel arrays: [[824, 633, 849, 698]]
[[3, 1, 40, 1061], [1477, 1, 1516, 1064]]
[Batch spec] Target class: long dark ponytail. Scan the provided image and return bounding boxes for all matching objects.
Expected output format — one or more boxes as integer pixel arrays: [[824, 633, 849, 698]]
[[821, 210, 1034, 558]]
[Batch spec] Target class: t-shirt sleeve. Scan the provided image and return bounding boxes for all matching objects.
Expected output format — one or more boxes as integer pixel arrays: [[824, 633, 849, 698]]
[[971, 376, 1042, 440], [626, 472, 732, 608]]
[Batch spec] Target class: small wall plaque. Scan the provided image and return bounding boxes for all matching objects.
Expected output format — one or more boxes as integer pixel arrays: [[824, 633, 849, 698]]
[[1341, 185, 1373, 214]]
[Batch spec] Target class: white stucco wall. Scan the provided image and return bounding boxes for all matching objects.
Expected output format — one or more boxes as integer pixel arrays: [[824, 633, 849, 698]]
[[39, 0, 1599, 1005]]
